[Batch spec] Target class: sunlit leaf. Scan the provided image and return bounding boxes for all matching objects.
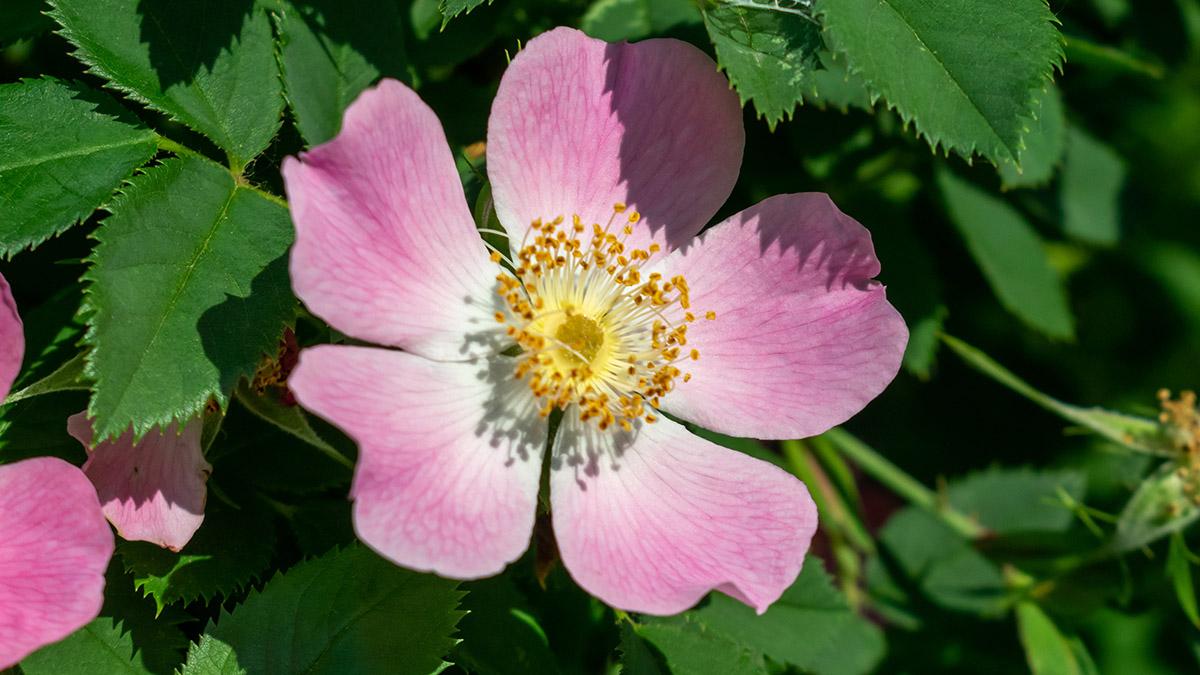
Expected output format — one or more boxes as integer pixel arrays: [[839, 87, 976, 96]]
[[0, 78, 156, 257], [1016, 602, 1082, 675], [48, 0, 283, 167], [816, 0, 1063, 165], [82, 156, 294, 440], [188, 546, 465, 675], [704, 4, 822, 129]]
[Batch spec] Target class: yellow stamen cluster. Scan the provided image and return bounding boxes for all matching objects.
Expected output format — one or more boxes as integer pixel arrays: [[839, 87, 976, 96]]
[[492, 205, 714, 431]]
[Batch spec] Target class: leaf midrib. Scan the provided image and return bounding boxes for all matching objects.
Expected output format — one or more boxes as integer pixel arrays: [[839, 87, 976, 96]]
[[869, 0, 1016, 159], [0, 135, 153, 173], [100, 178, 240, 428]]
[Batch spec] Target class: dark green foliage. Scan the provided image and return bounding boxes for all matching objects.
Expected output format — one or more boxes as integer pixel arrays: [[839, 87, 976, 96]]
[[186, 546, 465, 675], [0, 78, 157, 257], [81, 156, 295, 440], [4, 0, 1200, 673]]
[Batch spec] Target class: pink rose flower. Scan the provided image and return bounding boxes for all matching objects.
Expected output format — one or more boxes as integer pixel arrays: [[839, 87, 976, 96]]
[[0, 272, 114, 668], [283, 27, 907, 615], [68, 413, 211, 552]]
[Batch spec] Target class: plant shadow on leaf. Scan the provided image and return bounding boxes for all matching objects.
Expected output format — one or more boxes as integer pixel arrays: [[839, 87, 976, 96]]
[[133, 0, 255, 89], [197, 253, 295, 400]]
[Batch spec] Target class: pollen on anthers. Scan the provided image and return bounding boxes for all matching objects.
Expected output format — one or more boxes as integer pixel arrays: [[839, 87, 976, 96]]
[[490, 204, 715, 432]]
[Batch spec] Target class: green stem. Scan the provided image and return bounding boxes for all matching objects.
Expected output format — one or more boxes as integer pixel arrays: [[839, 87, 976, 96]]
[[824, 428, 987, 540], [782, 439, 875, 554], [155, 134, 205, 160], [155, 134, 289, 209]]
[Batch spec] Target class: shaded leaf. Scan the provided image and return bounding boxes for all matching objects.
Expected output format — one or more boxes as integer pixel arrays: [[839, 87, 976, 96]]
[[999, 84, 1066, 189], [636, 616, 766, 675], [453, 576, 558, 675], [439, 0, 489, 23], [21, 618, 148, 675], [231, 382, 352, 480], [47, 0, 283, 167], [0, 0, 53, 46], [938, 169, 1074, 339], [1168, 532, 1200, 628], [119, 501, 275, 612], [870, 507, 1006, 615], [275, 0, 413, 146], [618, 622, 666, 675], [82, 156, 294, 441], [0, 78, 156, 257], [704, 4, 822, 129], [2, 350, 88, 405], [940, 333, 1171, 455], [948, 466, 1086, 535], [689, 563, 885, 675], [816, 0, 1063, 165], [191, 546, 465, 675], [1061, 126, 1125, 246]]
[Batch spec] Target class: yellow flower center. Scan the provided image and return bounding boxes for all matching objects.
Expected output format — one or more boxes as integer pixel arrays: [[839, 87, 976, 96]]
[[490, 204, 715, 431]]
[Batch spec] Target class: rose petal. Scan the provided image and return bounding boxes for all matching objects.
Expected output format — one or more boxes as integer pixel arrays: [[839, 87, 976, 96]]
[[658, 193, 908, 439], [0, 457, 114, 668], [68, 413, 210, 552], [288, 345, 546, 578], [284, 79, 504, 361], [0, 272, 24, 400], [488, 27, 743, 254], [550, 414, 817, 615]]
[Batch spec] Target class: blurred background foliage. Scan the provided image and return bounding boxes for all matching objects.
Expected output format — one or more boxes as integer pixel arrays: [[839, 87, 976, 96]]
[[2, 0, 1199, 673]]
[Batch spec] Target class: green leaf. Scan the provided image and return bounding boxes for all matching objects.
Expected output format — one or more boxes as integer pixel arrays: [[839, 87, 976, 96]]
[[439, 0, 489, 23], [179, 636, 246, 675], [703, 4, 822, 129], [0, 78, 156, 257], [21, 617, 149, 675], [0, 0, 52, 46], [119, 500, 275, 612], [870, 506, 1006, 615], [47, 0, 284, 167], [275, 0, 413, 147], [1016, 602, 1082, 675], [0, 391, 89, 466], [581, 0, 700, 42], [2, 350, 88, 405], [100, 563, 192, 675], [190, 546, 465, 675], [939, 333, 1171, 455], [1168, 532, 1200, 628], [815, 0, 1063, 165], [232, 382, 353, 475], [1112, 461, 1200, 553], [937, 169, 1074, 340], [999, 84, 1066, 189], [636, 616, 766, 675], [688, 563, 885, 675], [948, 466, 1086, 535], [453, 576, 558, 675], [1060, 126, 1125, 246], [618, 622, 666, 675], [582, 0, 652, 41], [802, 50, 873, 113], [82, 156, 294, 441]]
